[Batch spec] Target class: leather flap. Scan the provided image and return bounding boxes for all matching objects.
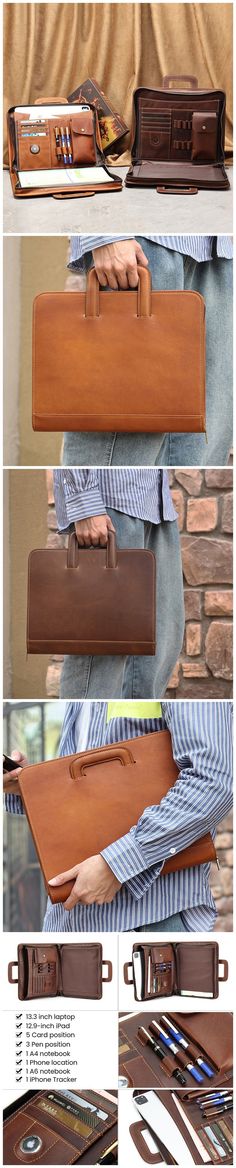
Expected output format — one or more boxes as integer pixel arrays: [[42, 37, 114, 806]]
[[72, 113, 94, 135], [192, 111, 217, 131]]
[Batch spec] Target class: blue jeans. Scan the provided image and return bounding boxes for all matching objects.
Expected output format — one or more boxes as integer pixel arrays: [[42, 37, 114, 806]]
[[63, 240, 233, 467], [135, 912, 187, 932], [60, 507, 184, 697]]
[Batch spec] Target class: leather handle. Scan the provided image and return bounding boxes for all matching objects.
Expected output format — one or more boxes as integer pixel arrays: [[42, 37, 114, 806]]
[[67, 529, 117, 568], [8, 961, 18, 984], [70, 742, 135, 780], [218, 959, 229, 982], [102, 960, 113, 982], [34, 96, 68, 104], [85, 265, 152, 318], [157, 185, 198, 195], [123, 961, 134, 986], [129, 1121, 162, 1164], [162, 74, 198, 89]]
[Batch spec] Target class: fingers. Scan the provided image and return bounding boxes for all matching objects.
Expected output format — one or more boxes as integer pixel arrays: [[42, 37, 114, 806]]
[[106, 517, 116, 533], [48, 866, 79, 886], [11, 751, 24, 763], [135, 243, 149, 268]]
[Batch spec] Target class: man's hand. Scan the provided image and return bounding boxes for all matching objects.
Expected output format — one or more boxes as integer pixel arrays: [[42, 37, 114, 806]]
[[92, 239, 149, 290], [49, 855, 122, 911], [3, 751, 29, 792], [75, 514, 115, 547]]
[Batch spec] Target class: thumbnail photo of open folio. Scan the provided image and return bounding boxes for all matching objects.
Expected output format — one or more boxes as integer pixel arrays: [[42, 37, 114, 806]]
[[3, 702, 233, 931], [3, 1090, 118, 1165], [118, 1011, 233, 1093], [123, 1082, 233, 1165]]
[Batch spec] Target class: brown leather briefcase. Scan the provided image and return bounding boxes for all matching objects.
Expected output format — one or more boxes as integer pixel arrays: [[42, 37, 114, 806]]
[[3, 1090, 118, 1164], [124, 941, 228, 1001], [8, 942, 112, 1000], [32, 265, 206, 434], [11, 729, 216, 902], [27, 530, 156, 655], [7, 97, 122, 199], [126, 74, 230, 193]]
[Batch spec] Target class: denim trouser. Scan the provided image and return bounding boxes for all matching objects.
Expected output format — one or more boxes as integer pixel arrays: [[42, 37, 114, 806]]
[[60, 507, 184, 698], [135, 912, 187, 932], [63, 240, 233, 467]]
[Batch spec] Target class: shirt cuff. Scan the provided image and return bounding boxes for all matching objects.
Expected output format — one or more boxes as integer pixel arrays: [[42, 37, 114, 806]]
[[63, 488, 107, 527], [101, 830, 163, 885]]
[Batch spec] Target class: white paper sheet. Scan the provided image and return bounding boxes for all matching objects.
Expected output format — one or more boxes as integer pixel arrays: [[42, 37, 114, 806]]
[[18, 166, 112, 189]]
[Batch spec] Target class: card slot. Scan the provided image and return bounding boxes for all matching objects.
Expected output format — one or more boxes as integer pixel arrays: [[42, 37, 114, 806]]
[[16, 125, 52, 170]]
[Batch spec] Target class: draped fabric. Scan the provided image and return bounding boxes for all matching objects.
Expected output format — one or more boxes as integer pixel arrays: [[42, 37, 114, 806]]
[[3, 3, 233, 166]]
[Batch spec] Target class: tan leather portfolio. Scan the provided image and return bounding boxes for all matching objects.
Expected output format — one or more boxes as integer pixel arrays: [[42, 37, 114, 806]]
[[14, 729, 216, 902], [126, 74, 230, 193], [32, 266, 206, 433], [27, 530, 156, 655], [7, 98, 122, 199]]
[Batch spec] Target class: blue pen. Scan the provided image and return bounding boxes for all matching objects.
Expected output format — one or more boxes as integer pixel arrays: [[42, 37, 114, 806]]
[[162, 1015, 214, 1078], [150, 1021, 203, 1083], [199, 1095, 233, 1107], [65, 125, 73, 164], [60, 126, 68, 165]]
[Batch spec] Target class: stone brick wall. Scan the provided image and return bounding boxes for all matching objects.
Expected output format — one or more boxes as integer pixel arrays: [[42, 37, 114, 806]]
[[211, 813, 233, 931], [166, 469, 233, 697]]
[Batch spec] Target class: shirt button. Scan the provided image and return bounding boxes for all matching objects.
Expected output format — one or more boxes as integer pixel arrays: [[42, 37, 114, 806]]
[[170, 847, 176, 854]]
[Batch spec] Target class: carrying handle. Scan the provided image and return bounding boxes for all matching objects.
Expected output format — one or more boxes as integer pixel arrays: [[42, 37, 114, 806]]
[[157, 185, 198, 195], [85, 265, 152, 318], [218, 959, 228, 982], [102, 960, 113, 983], [8, 961, 18, 984], [123, 961, 134, 986], [129, 1121, 163, 1164], [67, 529, 117, 569], [34, 96, 68, 104], [70, 742, 135, 781], [162, 74, 198, 89]]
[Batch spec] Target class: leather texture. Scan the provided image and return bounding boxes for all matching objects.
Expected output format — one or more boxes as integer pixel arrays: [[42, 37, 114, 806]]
[[7, 100, 122, 198], [129, 1121, 162, 1164], [126, 76, 230, 191], [16, 729, 216, 902], [119, 1011, 233, 1091], [27, 529, 156, 655], [131, 1087, 233, 1165], [3, 1091, 118, 1164], [8, 943, 112, 1000], [123, 941, 228, 1000], [32, 265, 206, 433]]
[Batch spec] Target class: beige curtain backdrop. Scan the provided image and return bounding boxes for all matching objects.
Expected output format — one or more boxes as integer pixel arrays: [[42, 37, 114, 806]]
[[3, 3, 233, 165]]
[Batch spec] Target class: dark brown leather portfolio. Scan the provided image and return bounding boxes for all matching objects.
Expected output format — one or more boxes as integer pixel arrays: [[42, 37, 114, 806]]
[[14, 729, 216, 902], [32, 266, 206, 434], [126, 75, 230, 193], [123, 941, 228, 1000], [7, 98, 122, 199], [3, 1090, 118, 1164], [8, 943, 112, 1000], [27, 530, 156, 655]]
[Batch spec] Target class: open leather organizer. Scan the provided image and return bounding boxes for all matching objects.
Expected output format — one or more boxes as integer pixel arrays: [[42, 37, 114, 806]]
[[130, 1086, 233, 1165], [119, 1011, 233, 1091], [126, 74, 230, 192], [3, 1089, 118, 1164], [124, 941, 228, 1001], [7, 99, 122, 198], [8, 942, 112, 1000]]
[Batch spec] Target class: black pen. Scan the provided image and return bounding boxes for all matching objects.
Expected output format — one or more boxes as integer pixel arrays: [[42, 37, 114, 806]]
[[203, 1102, 232, 1118], [138, 1026, 186, 1085]]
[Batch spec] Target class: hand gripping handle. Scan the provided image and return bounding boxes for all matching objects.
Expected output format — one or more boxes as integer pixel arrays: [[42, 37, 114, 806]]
[[67, 529, 117, 568], [85, 264, 152, 317]]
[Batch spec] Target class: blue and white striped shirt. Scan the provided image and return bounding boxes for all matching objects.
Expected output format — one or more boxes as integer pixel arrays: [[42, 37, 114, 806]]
[[5, 702, 233, 933], [53, 469, 177, 528], [69, 235, 233, 266]]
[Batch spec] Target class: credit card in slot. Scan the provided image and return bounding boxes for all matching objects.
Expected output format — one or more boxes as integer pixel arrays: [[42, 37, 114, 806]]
[[37, 1096, 98, 1139], [62, 1090, 108, 1120], [217, 1119, 233, 1149], [211, 1122, 233, 1156], [204, 1126, 227, 1159], [199, 1128, 222, 1163]]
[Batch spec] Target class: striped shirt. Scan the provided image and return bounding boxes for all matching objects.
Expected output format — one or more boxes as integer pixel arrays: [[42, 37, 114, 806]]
[[53, 469, 177, 528], [5, 702, 233, 933], [69, 235, 233, 266]]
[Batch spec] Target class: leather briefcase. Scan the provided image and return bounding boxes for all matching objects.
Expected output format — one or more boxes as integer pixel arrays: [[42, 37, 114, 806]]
[[8, 942, 112, 1000], [7, 97, 122, 199], [32, 265, 206, 433], [126, 74, 230, 193], [124, 941, 228, 1001], [3, 1090, 118, 1164], [11, 729, 217, 902], [27, 529, 156, 655]]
